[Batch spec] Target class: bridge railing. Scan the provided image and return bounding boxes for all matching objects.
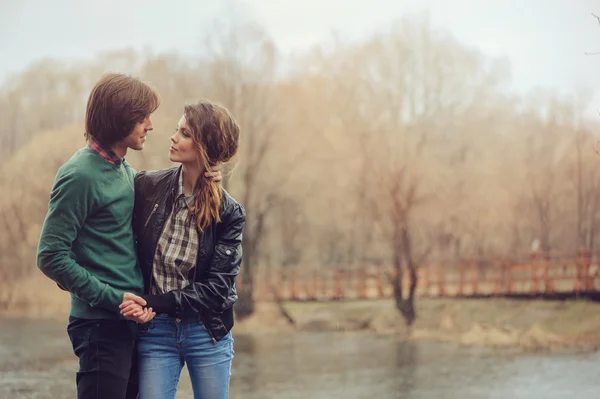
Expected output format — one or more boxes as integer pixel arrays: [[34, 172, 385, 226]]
[[238, 252, 600, 301]]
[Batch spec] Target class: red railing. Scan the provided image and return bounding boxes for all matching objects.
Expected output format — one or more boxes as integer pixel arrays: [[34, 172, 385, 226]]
[[241, 252, 600, 301]]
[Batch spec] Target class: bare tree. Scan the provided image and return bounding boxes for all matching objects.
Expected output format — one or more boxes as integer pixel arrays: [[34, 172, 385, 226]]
[[3, 12, 600, 317], [354, 17, 502, 325], [521, 95, 575, 257], [200, 21, 281, 317]]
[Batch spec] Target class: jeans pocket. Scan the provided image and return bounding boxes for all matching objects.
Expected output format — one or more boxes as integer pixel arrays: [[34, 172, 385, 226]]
[[67, 322, 95, 360], [138, 319, 154, 336]]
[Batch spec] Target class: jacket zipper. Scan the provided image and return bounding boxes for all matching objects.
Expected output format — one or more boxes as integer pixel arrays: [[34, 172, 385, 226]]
[[144, 204, 159, 228]]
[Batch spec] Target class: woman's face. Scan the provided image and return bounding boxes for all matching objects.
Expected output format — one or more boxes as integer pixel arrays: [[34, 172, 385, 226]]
[[169, 115, 197, 164]]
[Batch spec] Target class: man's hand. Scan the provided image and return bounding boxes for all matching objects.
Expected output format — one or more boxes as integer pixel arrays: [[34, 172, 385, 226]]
[[205, 165, 222, 182], [123, 292, 146, 306], [119, 299, 145, 318], [120, 292, 154, 323]]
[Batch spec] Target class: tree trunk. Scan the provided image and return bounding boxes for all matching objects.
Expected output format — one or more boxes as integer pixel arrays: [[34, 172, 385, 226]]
[[390, 223, 418, 327], [576, 129, 583, 251], [399, 224, 417, 326], [270, 275, 296, 325], [236, 201, 256, 319], [235, 247, 255, 319], [391, 225, 403, 302]]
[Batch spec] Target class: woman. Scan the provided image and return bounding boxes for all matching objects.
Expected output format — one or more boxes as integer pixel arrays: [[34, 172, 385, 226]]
[[120, 100, 244, 399]]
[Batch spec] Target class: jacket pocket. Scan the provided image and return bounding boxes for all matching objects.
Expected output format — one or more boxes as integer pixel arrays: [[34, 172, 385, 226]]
[[212, 243, 241, 272]]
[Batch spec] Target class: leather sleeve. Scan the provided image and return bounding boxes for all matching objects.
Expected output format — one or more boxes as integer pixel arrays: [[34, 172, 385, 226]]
[[132, 170, 148, 238]]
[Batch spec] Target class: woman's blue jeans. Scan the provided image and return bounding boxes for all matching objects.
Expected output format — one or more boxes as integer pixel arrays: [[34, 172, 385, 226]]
[[137, 315, 234, 399]]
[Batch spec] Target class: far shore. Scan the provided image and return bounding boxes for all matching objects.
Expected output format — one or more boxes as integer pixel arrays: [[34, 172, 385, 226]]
[[3, 275, 600, 353]]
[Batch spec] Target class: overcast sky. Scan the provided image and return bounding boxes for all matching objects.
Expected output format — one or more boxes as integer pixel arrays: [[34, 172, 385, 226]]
[[1, 0, 599, 112]]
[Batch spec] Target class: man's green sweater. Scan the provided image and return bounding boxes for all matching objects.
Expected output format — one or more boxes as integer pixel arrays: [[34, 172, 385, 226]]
[[37, 148, 143, 319]]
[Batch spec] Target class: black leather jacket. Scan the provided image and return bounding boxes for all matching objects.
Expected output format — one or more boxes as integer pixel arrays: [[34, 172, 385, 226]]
[[133, 166, 245, 342]]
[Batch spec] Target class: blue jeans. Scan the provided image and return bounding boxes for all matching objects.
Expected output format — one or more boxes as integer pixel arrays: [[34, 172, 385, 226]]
[[137, 316, 234, 399]]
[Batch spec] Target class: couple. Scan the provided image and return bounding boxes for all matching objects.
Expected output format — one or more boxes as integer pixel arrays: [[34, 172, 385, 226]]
[[36, 73, 245, 399]]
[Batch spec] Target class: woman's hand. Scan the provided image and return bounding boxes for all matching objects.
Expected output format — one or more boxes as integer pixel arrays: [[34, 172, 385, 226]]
[[120, 292, 156, 323], [204, 165, 222, 182]]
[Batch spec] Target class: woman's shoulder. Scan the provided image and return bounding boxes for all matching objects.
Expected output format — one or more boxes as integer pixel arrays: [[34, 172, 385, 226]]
[[220, 188, 246, 222], [135, 166, 178, 188]]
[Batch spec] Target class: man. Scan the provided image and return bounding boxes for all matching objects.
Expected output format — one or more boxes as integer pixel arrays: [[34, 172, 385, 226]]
[[37, 73, 220, 399]]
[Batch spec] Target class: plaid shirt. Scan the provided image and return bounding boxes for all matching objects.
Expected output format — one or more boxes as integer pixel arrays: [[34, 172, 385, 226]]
[[151, 171, 199, 294], [87, 137, 123, 165]]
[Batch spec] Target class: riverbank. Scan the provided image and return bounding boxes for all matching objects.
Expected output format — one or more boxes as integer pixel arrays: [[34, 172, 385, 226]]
[[235, 298, 600, 352], [3, 275, 600, 352]]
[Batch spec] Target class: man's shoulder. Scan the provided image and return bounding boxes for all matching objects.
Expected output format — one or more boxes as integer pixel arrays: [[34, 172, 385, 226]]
[[55, 149, 116, 191], [122, 160, 136, 176], [60, 148, 103, 172], [57, 149, 97, 177]]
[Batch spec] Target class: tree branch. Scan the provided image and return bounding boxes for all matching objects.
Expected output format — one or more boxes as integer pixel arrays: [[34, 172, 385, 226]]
[[586, 14, 600, 55]]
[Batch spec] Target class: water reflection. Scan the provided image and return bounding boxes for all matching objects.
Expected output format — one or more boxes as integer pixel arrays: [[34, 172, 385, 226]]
[[231, 333, 260, 393], [230, 333, 420, 398], [394, 340, 417, 396], [2, 318, 600, 399]]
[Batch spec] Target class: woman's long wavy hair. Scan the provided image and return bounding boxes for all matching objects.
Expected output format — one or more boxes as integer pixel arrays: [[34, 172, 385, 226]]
[[184, 100, 240, 231]]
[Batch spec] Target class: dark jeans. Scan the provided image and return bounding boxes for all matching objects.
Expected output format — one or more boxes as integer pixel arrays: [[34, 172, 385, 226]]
[[67, 316, 139, 399]]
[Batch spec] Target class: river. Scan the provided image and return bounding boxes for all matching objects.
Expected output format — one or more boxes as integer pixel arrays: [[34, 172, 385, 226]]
[[0, 317, 598, 398]]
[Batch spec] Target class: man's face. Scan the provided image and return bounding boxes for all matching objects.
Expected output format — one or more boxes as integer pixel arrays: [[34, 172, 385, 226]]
[[123, 116, 153, 151]]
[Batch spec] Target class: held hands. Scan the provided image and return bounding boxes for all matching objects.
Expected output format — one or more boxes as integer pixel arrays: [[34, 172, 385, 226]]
[[118, 169, 220, 321], [118, 168, 220, 322], [119, 292, 155, 323]]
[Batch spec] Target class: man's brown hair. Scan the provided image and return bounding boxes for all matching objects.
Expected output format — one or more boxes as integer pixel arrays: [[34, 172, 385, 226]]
[[84, 73, 160, 146]]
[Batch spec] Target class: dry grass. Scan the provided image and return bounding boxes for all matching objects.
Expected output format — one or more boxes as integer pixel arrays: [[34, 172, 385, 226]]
[[5, 277, 600, 351], [280, 297, 600, 350], [0, 272, 70, 320]]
